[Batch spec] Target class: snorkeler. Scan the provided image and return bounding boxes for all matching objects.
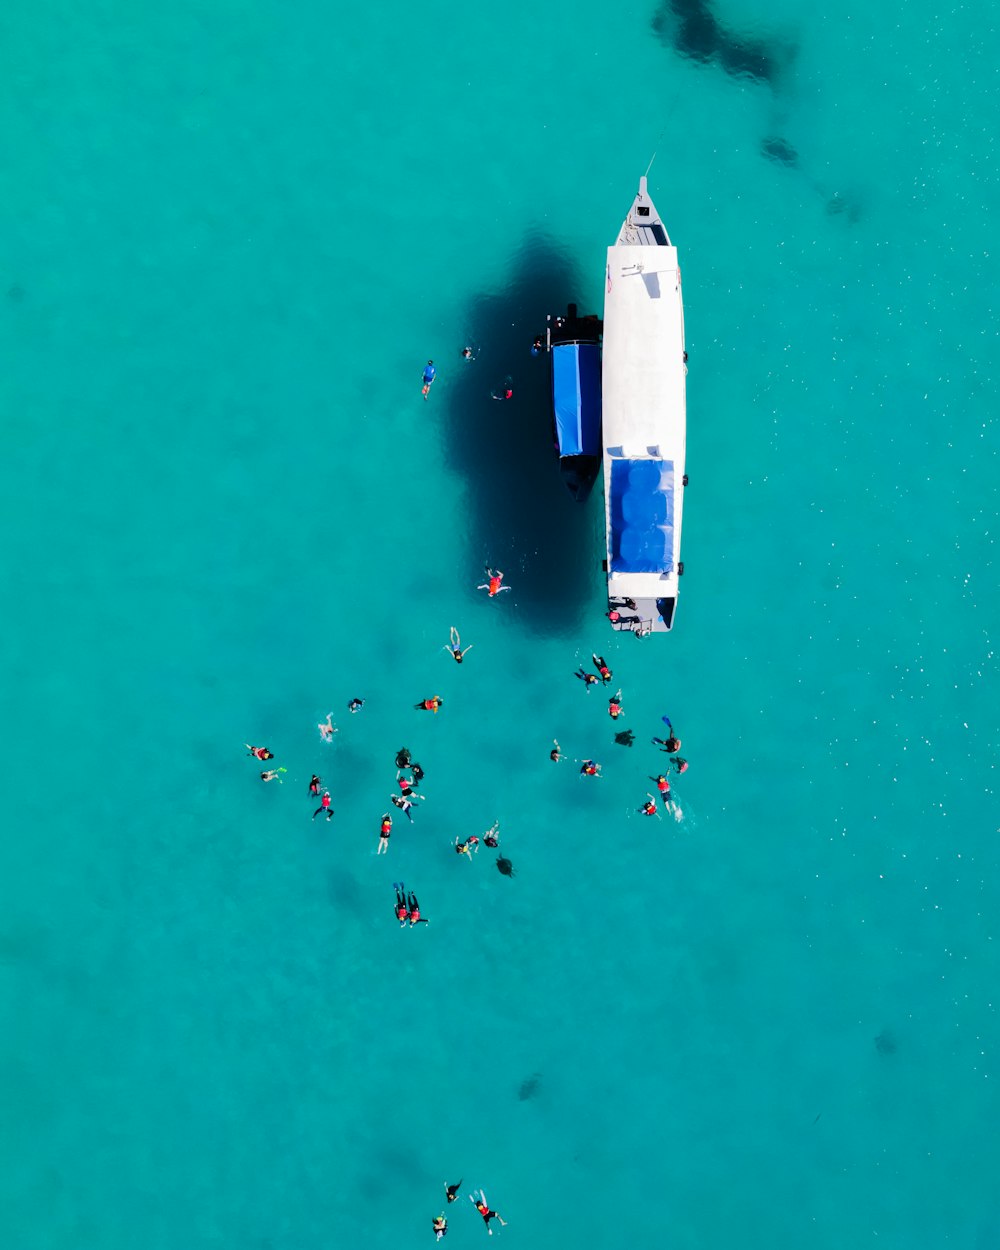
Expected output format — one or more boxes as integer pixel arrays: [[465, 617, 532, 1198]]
[[312, 789, 333, 819], [640, 794, 659, 816], [392, 793, 423, 821], [461, 345, 475, 360], [445, 1180, 462, 1203], [592, 655, 612, 683], [347, 697, 364, 714], [433, 1214, 448, 1240], [490, 378, 513, 401], [530, 335, 544, 356], [246, 745, 273, 760], [671, 756, 689, 774], [318, 714, 337, 742], [483, 821, 500, 848], [377, 813, 392, 854], [444, 626, 473, 663], [407, 890, 428, 926], [455, 835, 480, 858], [394, 884, 409, 925], [608, 690, 623, 719], [659, 716, 681, 753], [575, 668, 599, 689], [422, 360, 436, 398], [550, 739, 563, 762], [410, 762, 425, 785], [397, 773, 415, 798], [416, 695, 444, 713], [260, 768, 285, 783], [309, 774, 321, 795], [477, 568, 510, 597], [470, 1190, 506, 1234], [580, 760, 602, 778]]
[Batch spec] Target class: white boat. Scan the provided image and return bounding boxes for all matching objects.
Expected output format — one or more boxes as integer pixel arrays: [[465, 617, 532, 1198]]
[[601, 176, 687, 634]]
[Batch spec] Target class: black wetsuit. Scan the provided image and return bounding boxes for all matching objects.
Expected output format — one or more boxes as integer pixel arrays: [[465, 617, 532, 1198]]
[[407, 892, 428, 925]]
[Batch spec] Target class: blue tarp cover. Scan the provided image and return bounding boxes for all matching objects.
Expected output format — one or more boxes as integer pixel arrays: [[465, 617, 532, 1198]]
[[552, 343, 602, 457], [610, 458, 675, 573]]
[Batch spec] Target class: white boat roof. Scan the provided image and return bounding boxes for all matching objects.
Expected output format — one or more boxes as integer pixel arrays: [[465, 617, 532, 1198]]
[[601, 178, 687, 622]]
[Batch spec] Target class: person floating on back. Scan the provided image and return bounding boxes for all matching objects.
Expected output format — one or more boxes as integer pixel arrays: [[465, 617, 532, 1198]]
[[445, 1180, 462, 1204], [575, 668, 599, 689], [640, 793, 659, 816], [261, 768, 285, 783], [407, 890, 428, 926], [478, 568, 510, 597], [580, 759, 602, 778], [608, 690, 624, 719], [550, 739, 563, 762], [444, 626, 473, 664], [483, 820, 500, 848], [433, 1214, 448, 1241], [416, 695, 444, 713], [393, 883, 409, 925], [470, 1190, 506, 1235], [455, 835, 480, 859], [422, 360, 436, 398], [377, 813, 392, 854], [347, 697, 365, 714]]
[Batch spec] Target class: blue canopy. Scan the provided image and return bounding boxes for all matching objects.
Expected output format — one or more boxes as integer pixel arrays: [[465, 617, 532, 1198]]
[[552, 343, 602, 457], [610, 459, 675, 573]]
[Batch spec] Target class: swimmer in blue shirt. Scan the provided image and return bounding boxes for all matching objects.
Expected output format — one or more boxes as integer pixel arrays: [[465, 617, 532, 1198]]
[[422, 360, 436, 398]]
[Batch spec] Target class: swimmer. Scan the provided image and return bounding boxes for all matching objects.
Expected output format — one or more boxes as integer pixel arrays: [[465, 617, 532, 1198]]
[[477, 568, 510, 597], [246, 745, 274, 761], [550, 739, 563, 762], [671, 756, 689, 774], [640, 793, 659, 816], [393, 884, 409, 926], [377, 813, 392, 854], [433, 1214, 448, 1240], [347, 698, 364, 714], [483, 821, 500, 848], [422, 360, 436, 398], [580, 759, 602, 778], [470, 1190, 506, 1234], [445, 1180, 462, 1203], [309, 774, 321, 795], [592, 655, 613, 684], [490, 377, 513, 401], [410, 762, 425, 785], [415, 695, 444, 713], [444, 626, 474, 663], [318, 714, 337, 742], [312, 789, 333, 818], [608, 690, 623, 719], [575, 668, 599, 689], [397, 772, 415, 797], [260, 768, 285, 783], [530, 335, 544, 356], [660, 716, 681, 753], [407, 890, 428, 926], [461, 346, 475, 360], [455, 835, 480, 858], [392, 793, 424, 821], [651, 774, 672, 807]]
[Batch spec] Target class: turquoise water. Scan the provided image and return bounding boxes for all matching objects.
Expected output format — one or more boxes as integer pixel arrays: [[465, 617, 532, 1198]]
[[2, 0, 998, 1245]]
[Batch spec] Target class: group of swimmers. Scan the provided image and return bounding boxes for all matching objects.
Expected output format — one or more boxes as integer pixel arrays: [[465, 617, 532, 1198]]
[[434, 1180, 507, 1239]]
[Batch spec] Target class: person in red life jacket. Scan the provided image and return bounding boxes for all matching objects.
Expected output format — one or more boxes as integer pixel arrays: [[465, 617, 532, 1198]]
[[652, 774, 671, 798], [415, 695, 444, 713], [407, 890, 428, 926], [397, 772, 415, 797], [671, 756, 689, 774], [580, 759, 602, 777], [312, 789, 333, 820], [575, 667, 599, 689], [490, 377, 513, 401], [377, 813, 392, 855], [246, 744, 273, 761], [477, 567, 511, 597], [592, 654, 613, 684], [640, 794, 659, 816], [470, 1190, 506, 1234], [608, 690, 624, 719], [444, 625, 474, 664], [394, 884, 409, 926], [550, 739, 563, 762], [455, 835, 480, 859], [309, 774, 321, 796], [483, 821, 500, 848]]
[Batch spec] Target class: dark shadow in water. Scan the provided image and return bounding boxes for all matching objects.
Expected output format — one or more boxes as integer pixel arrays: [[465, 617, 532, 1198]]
[[762, 136, 799, 168], [651, 0, 794, 86], [874, 1029, 897, 1056], [518, 1072, 541, 1101], [441, 235, 597, 636]]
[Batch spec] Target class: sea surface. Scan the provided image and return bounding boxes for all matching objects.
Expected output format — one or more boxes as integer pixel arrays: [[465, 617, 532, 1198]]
[[1, 1, 998, 1246]]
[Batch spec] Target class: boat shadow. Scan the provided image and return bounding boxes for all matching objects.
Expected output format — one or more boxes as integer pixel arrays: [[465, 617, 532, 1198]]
[[441, 233, 598, 637]]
